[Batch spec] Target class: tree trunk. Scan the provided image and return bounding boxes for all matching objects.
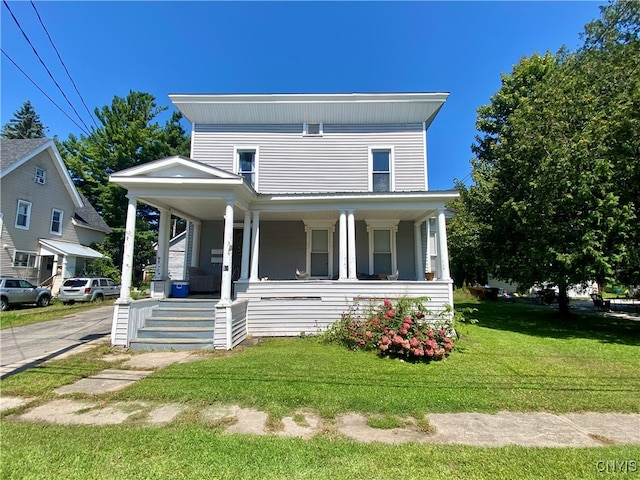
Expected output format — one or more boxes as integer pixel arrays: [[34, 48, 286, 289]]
[[558, 283, 570, 317]]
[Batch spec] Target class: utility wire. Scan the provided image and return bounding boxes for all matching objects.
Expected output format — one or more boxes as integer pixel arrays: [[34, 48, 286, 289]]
[[30, 1, 98, 130], [2, 0, 92, 135], [2, 48, 91, 136]]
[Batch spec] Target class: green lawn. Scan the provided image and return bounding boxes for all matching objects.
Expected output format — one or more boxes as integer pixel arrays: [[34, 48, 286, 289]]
[[1, 293, 639, 479]]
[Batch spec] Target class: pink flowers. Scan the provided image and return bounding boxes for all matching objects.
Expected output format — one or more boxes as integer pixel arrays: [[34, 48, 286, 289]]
[[329, 297, 455, 362]]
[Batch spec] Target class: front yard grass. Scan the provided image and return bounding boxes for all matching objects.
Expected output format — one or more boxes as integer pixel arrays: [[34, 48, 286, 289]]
[[1, 292, 638, 479], [0, 298, 114, 329]]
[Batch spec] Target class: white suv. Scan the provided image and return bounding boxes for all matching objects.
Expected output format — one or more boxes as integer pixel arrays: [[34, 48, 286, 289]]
[[57, 277, 120, 304]]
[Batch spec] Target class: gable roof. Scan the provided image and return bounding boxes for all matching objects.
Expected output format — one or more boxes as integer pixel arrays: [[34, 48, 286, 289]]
[[169, 92, 449, 128], [0, 138, 83, 207], [1, 138, 110, 233]]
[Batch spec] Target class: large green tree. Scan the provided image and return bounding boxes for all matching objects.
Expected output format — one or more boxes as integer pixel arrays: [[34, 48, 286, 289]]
[[60, 91, 190, 280], [461, 1, 639, 315], [1, 100, 47, 139]]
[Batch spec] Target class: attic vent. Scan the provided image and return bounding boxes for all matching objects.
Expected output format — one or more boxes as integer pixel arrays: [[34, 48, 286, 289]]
[[35, 168, 46, 185], [303, 122, 323, 136]]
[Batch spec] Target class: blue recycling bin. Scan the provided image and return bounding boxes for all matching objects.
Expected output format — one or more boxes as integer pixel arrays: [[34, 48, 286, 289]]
[[171, 281, 189, 298]]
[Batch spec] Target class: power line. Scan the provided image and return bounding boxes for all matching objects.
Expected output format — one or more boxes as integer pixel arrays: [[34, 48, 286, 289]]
[[30, 1, 98, 130], [2, 0, 92, 134], [1, 48, 91, 136]]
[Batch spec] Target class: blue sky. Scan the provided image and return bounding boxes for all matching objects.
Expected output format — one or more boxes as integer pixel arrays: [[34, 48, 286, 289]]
[[2, 1, 601, 190]]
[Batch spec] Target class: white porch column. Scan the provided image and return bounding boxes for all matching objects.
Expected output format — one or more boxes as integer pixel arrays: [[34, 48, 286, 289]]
[[437, 209, 451, 280], [347, 210, 357, 279], [220, 201, 235, 304], [339, 211, 348, 280], [154, 207, 170, 280], [240, 211, 251, 280], [119, 196, 137, 301], [250, 211, 260, 281], [190, 221, 201, 268], [414, 221, 424, 281]]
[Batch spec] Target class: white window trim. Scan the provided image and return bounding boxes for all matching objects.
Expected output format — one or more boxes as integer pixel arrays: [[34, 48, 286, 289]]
[[35, 167, 46, 185], [50, 208, 64, 235], [365, 219, 399, 275], [15, 200, 32, 230], [303, 219, 335, 279], [233, 146, 259, 190], [303, 122, 323, 137], [13, 250, 38, 268], [368, 146, 395, 192]]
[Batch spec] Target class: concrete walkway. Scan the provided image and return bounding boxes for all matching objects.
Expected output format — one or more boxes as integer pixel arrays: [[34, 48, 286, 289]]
[[2, 350, 639, 447]]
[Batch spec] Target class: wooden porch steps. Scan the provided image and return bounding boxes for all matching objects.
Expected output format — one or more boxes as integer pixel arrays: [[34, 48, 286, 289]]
[[129, 299, 217, 351]]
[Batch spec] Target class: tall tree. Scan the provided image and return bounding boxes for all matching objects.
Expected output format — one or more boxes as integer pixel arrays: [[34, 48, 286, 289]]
[[461, 0, 639, 315], [1, 100, 47, 139], [59, 91, 190, 281]]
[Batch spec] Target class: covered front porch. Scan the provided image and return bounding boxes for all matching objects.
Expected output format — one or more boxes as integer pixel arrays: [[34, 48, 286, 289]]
[[109, 157, 458, 350]]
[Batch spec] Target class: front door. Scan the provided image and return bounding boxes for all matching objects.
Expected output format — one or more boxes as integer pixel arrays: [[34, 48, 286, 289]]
[[232, 228, 244, 282]]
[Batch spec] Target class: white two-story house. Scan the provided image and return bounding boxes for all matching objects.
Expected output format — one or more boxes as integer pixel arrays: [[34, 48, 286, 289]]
[[1, 138, 110, 293], [109, 93, 458, 350]]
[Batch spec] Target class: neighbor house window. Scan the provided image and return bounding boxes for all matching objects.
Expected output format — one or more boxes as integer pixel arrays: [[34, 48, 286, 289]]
[[15, 200, 32, 229], [13, 251, 38, 268], [235, 147, 258, 189], [50, 209, 63, 235], [369, 147, 394, 192], [35, 167, 46, 185], [303, 122, 323, 136], [304, 220, 335, 279], [366, 220, 399, 276]]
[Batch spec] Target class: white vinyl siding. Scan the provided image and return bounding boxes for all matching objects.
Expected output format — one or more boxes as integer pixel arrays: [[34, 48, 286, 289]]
[[192, 123, 425, 193]]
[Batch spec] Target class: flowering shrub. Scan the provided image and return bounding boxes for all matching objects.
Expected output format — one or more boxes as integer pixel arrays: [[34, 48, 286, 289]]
[[323, 297, 456, 362]]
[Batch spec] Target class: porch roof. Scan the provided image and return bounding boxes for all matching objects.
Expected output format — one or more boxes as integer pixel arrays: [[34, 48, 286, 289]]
[[39, 239, 104, 259]]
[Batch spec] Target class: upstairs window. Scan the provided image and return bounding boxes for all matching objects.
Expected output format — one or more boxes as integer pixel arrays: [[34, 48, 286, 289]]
[[35, 167, 46, 185], [235, 147, 258, 188], [303, 122, 323, 136], [15, 200, 32, 230], [370, 148, 394, 192], [50, 209, 63, 235]]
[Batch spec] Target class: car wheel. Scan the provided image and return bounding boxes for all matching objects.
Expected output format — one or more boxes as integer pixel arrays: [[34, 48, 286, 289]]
[[0, 297, 8, 311], [37, 295, 51, 307], [94, 294, 104, 303]]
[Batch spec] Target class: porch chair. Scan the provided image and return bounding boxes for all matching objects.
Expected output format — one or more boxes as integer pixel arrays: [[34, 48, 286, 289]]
[[590, 293, 611, 311]]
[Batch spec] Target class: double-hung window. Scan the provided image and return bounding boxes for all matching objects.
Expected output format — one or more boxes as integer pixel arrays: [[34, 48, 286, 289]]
[[50, 209, 63, 235], [366, 220, 399, 276], [15, 200, 32, 230], [369, 147, 393, 192], [35, 168, 46, 185], [235, 147, 258, 189], [304, 220, 335, 279]]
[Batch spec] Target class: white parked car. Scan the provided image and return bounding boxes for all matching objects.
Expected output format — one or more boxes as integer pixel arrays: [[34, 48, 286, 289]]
[[57, 277, 120, 304]]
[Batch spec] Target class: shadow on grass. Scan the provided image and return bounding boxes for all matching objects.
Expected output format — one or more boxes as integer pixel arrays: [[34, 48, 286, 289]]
[[457, 299, 640, 346]]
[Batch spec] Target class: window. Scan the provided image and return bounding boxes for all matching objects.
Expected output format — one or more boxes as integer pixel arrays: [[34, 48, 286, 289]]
[[15, 200, 32, 229], [50, 209, 63, 235], [304, 220, 335, 279], [369, 147, 394, 192], [366, 220, 399, 276], [35, 168, 46, 185], [13, 251, 38, 268], [235, 147, 258, 188], [303, 122, 323, 136]]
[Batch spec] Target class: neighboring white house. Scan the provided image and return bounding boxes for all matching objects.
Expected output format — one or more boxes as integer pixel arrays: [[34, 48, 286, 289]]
[[0, 138, 110, 293], [109, 93, 459, 350]]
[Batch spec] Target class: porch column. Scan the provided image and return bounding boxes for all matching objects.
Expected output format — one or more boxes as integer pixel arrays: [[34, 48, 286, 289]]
[[220, 201, 235, 305], [347, 210, 357, 279], [154, 207, 170, 280], [119, 195, 137, 301], [339, 211, 348, 280], [426, 218, 432, 276], [190, 221, 201, 268], [250, 211, 260, 281], [437, 209, 451, 280], [240, 211, 251, 280], [414, 220, 424, 281]]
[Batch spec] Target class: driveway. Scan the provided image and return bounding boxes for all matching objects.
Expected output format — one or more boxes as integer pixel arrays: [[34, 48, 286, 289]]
[[0, 304, 114, 378]]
